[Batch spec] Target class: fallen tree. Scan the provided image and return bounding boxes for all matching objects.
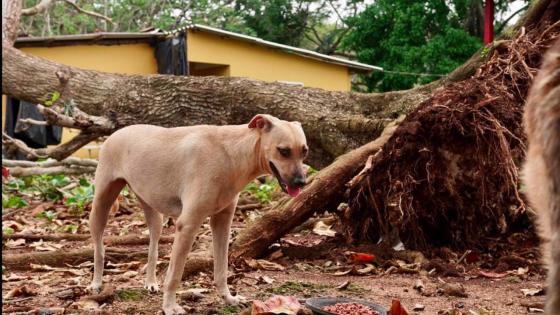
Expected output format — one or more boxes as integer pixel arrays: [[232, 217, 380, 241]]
[[2, 0, 488, 167]]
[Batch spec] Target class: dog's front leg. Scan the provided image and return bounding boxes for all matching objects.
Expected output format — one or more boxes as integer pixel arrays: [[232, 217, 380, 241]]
[[210, 197, 246, 305], [162, 208, 205, 315]]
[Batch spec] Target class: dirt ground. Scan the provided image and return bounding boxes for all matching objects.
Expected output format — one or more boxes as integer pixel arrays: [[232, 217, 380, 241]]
[[2, 175, 547, 315]]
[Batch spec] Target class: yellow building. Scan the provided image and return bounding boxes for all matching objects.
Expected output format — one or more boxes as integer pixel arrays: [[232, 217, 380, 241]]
[[4, 25, 381, 158]]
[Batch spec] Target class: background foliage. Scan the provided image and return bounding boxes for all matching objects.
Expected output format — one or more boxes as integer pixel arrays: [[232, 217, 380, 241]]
[[20, 0, 528, 91]]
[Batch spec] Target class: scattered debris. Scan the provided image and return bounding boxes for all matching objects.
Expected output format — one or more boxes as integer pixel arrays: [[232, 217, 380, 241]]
[[336, 280, 351, 290], [312, 221, 336, 237], [251, 295, 303, 315], [521, 288, 545, 297], [438, 283, 468, 298], [245, 259, 286, 271], [323, 302, 381, 315], [413, 304, 425, 311], [478, 270, 509, 279], [4, 285, 39, 299]]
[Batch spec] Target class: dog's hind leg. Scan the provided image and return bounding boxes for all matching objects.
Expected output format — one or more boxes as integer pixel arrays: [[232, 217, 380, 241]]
[[210, 197, 246, 305], [141, 203, 163, 293], [162, 201, 207, 315], [88, 175, 125, 292]]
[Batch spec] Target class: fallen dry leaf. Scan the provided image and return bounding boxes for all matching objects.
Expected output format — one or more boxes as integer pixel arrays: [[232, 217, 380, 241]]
[[336, 280, 350, 290], [30, 240, 64, 251], [312, 220, 336, 237], [412, 304, 425, 311], [521, 288, 545, 297], [251, 295, 302, 315], [4, 285, 39, 299], [30, 264, 85, 276], [438, 283, 468, 298], [73, 299, 100, 311], [245, 259, 285, 271], [413, 279, 425, 292], [478, 270, 509, 278], [5, 238, 26, 248], [357, 264, 376, 275], [257, 275, 275, 284], [332, 269, 353, 276]]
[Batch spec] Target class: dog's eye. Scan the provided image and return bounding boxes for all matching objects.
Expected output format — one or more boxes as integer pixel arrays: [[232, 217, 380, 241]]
[[302, 146, 308, 158], [277, 147, 291, 158]]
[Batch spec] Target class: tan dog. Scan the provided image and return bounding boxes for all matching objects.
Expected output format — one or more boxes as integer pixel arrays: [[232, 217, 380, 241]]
[[523, 40, 560, 315], [88, 114, 308, 315]]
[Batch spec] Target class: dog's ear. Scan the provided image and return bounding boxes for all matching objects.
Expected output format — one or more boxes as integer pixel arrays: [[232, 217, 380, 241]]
[[248, 114, 273, 131]]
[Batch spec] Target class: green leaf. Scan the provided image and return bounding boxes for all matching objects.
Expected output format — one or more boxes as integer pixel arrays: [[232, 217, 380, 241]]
[[2, 226, 15, 236], [79, 177, 90, 187], [2, 195, 28, 209], [51, 91, 61, 103]]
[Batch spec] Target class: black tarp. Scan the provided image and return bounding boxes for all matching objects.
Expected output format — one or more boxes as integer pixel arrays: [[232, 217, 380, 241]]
[[154, 33, 188, 75], [3, 97, 62, 159]]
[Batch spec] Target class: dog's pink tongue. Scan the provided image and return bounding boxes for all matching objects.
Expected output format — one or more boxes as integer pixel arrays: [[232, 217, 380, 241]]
[[286, 186, 301, 197]]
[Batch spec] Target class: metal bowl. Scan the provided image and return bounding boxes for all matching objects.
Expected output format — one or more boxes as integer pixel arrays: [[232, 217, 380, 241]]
[[305, 297, 387, 315]]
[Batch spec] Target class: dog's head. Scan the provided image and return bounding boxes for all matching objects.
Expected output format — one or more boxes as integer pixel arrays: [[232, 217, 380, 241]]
[[249, 114, 308, 197]]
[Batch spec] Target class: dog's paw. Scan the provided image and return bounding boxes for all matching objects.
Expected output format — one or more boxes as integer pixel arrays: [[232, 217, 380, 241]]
[[162, 303, 186, 315], [87, 282, 102, 293], [224, 294, 248, 306], [144, 281, 159, 293]]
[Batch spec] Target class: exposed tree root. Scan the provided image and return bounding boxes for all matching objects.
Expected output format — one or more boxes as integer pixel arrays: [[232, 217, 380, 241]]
[[3, 247, 213, 278], [343, 9, 560, 250]]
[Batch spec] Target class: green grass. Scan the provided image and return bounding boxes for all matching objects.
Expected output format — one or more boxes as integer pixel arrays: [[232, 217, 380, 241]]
[[116, 288, 148, 301], [222, 305, 242, 314], [265, 280, 332, 296]]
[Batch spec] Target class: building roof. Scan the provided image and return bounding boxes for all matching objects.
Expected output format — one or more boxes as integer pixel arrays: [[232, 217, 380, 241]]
[[181, 24, 382, 73], [15, 31, 166, 47], [15, 25, 382, 73]]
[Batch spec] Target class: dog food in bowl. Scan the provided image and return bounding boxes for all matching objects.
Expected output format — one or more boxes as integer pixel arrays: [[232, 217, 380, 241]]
[[323, 302, 381, 315]]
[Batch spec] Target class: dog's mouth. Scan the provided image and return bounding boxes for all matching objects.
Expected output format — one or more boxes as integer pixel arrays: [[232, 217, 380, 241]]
[[269, 161, 301, 198]]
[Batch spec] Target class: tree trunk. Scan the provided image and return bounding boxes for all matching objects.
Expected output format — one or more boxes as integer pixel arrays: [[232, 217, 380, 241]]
[[2, 42, 479, 167]]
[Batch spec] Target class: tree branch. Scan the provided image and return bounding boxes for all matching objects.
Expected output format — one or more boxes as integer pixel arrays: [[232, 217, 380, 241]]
[[21, 0, 54, 16], [497, 5, 529, 34], [62, 0, 115, 26], [21, 0, 115, 26], [35, 104, 116, 133], [327, 0, 349, 27], [7, 165, 96, 176], [3, 131, 101, 161], [3, 157, 98, 168]]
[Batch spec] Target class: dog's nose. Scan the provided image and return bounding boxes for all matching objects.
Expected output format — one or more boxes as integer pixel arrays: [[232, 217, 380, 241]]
[[291, 175, 306, 188]]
